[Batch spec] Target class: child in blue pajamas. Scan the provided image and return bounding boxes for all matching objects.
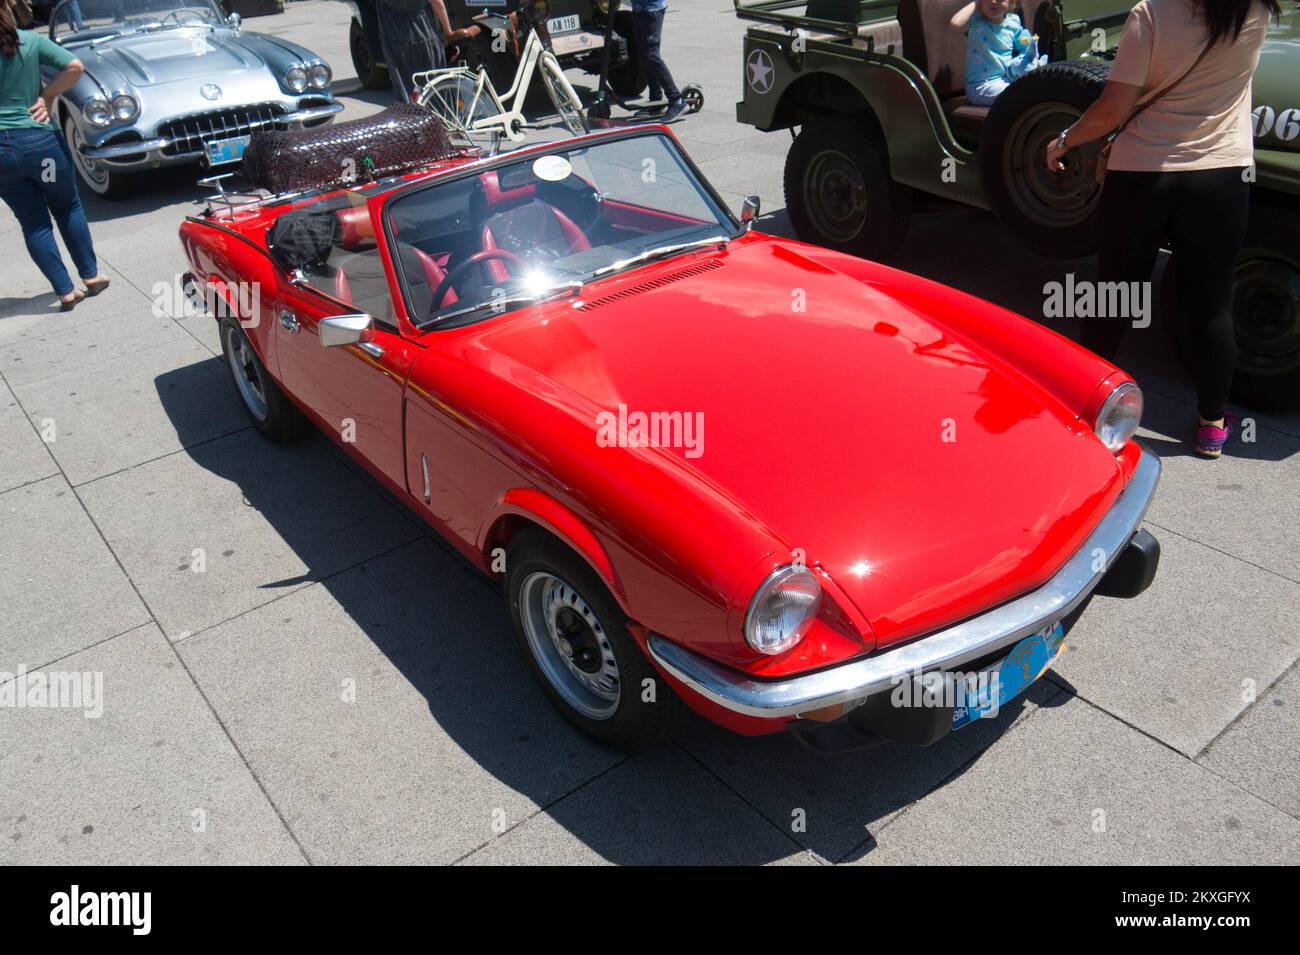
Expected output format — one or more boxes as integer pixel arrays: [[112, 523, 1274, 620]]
[[950, 0, 1048, 106]]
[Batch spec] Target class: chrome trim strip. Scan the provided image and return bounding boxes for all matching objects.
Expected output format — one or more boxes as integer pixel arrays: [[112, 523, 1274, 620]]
[[82, 137, 169, 159], [80, 104, 341, 160], [648, 451, 1161, 719]]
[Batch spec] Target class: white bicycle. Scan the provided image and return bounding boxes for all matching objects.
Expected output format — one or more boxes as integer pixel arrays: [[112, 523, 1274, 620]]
[[415, 2, 587, 148]]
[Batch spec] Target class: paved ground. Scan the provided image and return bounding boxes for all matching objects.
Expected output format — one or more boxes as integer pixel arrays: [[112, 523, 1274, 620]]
[[1, 1, 1297, 865]]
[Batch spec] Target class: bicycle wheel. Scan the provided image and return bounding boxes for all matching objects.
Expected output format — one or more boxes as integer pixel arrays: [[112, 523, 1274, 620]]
[[540, 61, 587, 137], [424, 74, 503, 134]]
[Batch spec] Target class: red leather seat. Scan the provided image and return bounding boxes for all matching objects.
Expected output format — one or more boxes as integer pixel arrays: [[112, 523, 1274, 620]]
[[474, 171, 592, 284]]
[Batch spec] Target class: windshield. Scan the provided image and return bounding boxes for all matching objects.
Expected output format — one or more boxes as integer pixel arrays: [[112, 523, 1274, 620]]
[[382, 133, 737, 328], [49, 0, 225, 40]]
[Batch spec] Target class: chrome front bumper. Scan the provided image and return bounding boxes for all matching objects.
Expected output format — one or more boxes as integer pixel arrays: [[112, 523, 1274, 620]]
[[80, 103, 344, 161], [647, 451, 1161, 720]]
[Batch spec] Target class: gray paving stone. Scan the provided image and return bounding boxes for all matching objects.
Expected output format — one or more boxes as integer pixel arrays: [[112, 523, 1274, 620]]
[[1053, 528, 1300, 758], [1198, 662, 1300, 817], [461, 745, 815, 865], [12, 334, 248, 486], [676, 679, 1061, 863], [1137, 391, 1300, 583], [0, 624, 304, 864], [177, 538, 623, 864], [0, 378, 57, 494], [78, 427, 420, 639], [861, 695, 1300, 865], [0, 476, 149, 670]]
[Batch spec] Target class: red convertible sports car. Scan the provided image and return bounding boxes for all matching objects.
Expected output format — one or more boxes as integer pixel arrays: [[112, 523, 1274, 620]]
[[180, 120, 1161, 754]]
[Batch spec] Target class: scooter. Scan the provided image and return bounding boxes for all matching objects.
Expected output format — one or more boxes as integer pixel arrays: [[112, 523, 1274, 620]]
[[585, 0, 703, 123]]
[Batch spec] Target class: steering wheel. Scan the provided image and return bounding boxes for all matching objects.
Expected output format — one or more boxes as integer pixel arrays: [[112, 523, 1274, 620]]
[[431, 248, 525, 312], [160, 9, 209, 26]]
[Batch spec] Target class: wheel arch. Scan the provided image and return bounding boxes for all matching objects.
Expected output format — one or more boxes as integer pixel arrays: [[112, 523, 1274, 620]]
[[479, 489, 625, 602]]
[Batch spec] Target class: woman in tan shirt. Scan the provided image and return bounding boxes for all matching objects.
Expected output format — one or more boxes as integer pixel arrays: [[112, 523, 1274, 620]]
[[1044, 0, 1278, 458]]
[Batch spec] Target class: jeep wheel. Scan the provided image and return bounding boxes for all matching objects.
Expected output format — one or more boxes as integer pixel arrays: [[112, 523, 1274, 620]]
[[784, 115, 912, 262], [506, 527, 690, 751], [980, 60, 1110, 258], [1161, 203, 1300, 412], [349, 18, 389, 92]]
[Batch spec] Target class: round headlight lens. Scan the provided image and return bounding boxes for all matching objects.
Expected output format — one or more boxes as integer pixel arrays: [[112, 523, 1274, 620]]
[[84, 98, 112, 126], [1094, 381, 1143, 452], [308, 63, 331, 89], [110, 94, 138, 122], [744, 565, 822, 656], [286, 66, 308, 93]]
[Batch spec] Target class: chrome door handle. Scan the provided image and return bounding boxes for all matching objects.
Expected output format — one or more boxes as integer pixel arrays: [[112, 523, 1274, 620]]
[[279, 309, 300, 332], [421, 453, 430, 502], [358, 341, 384, 359]]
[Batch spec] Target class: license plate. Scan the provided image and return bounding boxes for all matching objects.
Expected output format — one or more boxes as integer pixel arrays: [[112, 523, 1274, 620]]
[[547, 14, 581, 33], [952, 622, 1066, 729], [205, 136, 250, 166]]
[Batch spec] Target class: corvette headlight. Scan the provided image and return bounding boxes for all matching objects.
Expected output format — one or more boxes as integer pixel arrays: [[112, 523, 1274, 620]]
[[1094, 381, 1143, 453], [307, 63, 331, 89], [744, 565, 821, 656], [110, 94, 139, 122], [285, 66, 308, 93], [84, 98, 112, 126]]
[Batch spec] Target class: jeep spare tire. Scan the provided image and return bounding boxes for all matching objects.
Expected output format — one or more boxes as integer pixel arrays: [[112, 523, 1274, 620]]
[[980, 60, 1110, 259]]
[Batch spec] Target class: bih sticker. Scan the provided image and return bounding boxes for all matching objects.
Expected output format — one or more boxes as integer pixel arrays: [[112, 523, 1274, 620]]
[[533, 156, 572, 181]]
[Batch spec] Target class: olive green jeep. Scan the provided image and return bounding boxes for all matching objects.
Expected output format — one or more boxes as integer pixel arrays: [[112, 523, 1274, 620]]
[[735, 0, 1300, 410]]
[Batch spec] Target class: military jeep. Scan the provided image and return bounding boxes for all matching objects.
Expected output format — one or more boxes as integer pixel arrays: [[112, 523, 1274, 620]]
[[735, 0, 1300, 410], [348, 0, 643, 98]]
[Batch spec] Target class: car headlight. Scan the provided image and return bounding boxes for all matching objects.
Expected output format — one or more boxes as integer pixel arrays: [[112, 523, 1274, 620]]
[[285, 66, 308, 93], [84, 98, 112, 126], [308, 63, 331, 89], [744, 565, 822, 656], [1094, 381, 1143, 452], [110, 93, 139, 122]]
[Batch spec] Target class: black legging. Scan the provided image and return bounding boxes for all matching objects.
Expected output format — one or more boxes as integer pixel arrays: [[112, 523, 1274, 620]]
[[1085, 167, 1249, 422]]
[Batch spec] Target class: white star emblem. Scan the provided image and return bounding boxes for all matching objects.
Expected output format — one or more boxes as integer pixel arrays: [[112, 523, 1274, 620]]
[[746, 50, 774, 95]]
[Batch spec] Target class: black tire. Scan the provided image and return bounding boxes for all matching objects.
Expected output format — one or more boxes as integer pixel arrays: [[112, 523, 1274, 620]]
[[1161, 203, 1300, 412], [218, 318, 304, 443], [980, 59, 1110, 258], [783, 114, 912, 262], [349, 18, 389, 92], [607, 11, 647, 98], [506, 527, 690, 751]]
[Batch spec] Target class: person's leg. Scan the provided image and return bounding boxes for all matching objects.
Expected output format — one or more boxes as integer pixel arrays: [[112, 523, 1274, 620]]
[[639, 10, 678, 102], [34, 131, 101, 285], [630, 12, 659, 100], [1086, 169, 1172, 360], [966, 77, 1009, 106], [1166, 167, 1249, 425], [0, 139, 76, 297]]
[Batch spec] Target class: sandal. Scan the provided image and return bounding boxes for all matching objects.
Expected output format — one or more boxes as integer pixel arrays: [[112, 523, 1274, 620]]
[[84, 276, 111, 296], [58, 290, 85, 312], [1195, 416, 1233, 458]]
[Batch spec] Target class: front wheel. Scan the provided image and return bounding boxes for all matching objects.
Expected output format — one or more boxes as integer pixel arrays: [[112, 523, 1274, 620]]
[[540, 61, 587, 137], [506, 528, 689, 751], [62, 111, 136, 199], [783, 114, 912, 262], [1161, 203, 1300, 412], [349, 18, 389, 91]]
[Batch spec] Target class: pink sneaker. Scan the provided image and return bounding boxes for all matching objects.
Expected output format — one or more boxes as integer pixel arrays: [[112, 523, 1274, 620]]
[[1195, 419, 1231, 458]]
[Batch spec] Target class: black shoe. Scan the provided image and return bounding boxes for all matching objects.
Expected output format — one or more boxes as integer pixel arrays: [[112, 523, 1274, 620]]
[[661, 97, 686, 121]]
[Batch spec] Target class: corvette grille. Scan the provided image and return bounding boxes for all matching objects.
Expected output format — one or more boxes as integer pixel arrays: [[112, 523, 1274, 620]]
[[159, 104, 289, 157], [577, 259, 723, 311]]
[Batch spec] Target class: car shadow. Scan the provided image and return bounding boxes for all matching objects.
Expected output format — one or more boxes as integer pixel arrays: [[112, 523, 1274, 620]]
[[154, 356, 1033, 864]]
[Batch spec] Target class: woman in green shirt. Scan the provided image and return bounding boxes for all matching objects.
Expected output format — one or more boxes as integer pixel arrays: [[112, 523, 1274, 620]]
[[0, 0, 109, 309]]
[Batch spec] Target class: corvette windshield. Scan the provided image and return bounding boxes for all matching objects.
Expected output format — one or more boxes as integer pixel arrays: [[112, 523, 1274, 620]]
[[49, 0, 224, 40], [383, 133, 738, 328]]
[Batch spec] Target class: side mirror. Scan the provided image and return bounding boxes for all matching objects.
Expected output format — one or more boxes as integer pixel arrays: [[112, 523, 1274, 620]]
[[319, 313, 373, 348], [739, 195, 761, 231], [227, 12, 241, 31]]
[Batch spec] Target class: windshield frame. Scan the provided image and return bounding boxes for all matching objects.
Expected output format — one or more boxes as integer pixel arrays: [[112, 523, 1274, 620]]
[[379, 127, 743, 335], [48, 0, 227, 41]]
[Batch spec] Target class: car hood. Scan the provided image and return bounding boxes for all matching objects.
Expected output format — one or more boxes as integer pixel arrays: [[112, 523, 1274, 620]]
[[471, 237, 1125, 646], [85, 28, 266, 87]]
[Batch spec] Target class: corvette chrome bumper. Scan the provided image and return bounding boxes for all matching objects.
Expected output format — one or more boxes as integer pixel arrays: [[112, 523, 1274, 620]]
[[647, 451, 1161, 720], [80, 103, 344, 160]]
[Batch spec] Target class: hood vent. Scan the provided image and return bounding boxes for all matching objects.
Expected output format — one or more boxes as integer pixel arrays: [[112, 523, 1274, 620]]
[[577, 259, 723, 311]]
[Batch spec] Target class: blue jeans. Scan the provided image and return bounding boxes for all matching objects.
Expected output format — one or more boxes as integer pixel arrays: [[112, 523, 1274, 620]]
[[0, 128, 99, 296]]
